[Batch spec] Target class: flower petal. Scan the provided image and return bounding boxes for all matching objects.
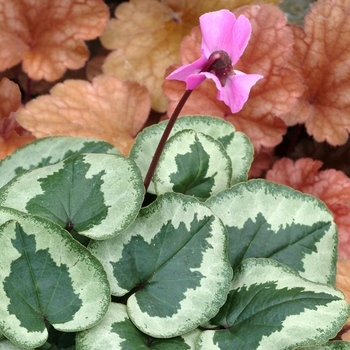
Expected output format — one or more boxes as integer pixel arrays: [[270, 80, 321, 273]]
[[200, 10, 239, 62], [219, 71, 263, 113], [166, 53, 207, 89], [233, 15, 253, 60]]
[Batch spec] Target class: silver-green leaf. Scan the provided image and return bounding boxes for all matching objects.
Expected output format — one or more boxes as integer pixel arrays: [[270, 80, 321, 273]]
[[89, 192, 232, 338], [206, 179, 337, 285], [0, 153, 144, 240], [0, 136, 120, 189], [0, 215, 110, 349], [197, 258, 349, 350]]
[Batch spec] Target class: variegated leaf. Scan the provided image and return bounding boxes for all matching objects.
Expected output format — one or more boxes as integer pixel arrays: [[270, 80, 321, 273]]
[[0, 153, 144, 240], [153, 130, 232, 201], [88, 192, 232, 338], [76, 302, 200, 349], [0, 215, 110, 349], [0, 136, 120, 189], [197, 259, 349, 350], [129, 116, 253, 193], [297, 341, 350, 349], [206, 179, 337, 285]]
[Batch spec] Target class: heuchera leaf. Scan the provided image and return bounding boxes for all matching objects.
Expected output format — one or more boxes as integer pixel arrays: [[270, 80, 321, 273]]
[[282, 0, 350, 145], [16, 75, 151, 155], [101, 0, 281, 112], [266, 157, 350, 258], [0, 0, 109, 81], [0, 78, 35, 159], [163, 4, 303, 150]]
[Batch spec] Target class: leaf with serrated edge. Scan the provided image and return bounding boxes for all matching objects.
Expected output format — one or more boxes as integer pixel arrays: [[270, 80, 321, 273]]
[[206, 179, 337, 285], [76, 302, 200, 349], [0, 153, 144, 239], [197, 258, 349, 350], [0, 136, 120, 189], [129, 116, 253, 193], [0, 215, 110, 349], [154, 130, 232, 201], [88, 192, 232, 338]]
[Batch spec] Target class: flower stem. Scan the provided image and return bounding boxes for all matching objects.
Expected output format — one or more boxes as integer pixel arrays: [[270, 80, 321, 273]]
[[143, 89, 193, 191]]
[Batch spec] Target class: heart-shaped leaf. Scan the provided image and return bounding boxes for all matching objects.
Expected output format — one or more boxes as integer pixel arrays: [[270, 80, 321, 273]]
[[0, 136, 120, 189], [206, 179, 337, 285], [153, 130, 232, 201], [88, 192, 232, 338], [197, 258, 349, 350], [0, 153, 144, 240], [76, 302, 200, 349], [0, 215, 110, 349], [129, 116, 253, 193]]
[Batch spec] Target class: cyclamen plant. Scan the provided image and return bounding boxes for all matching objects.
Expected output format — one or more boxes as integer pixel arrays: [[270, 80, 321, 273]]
[[0, 8, 349, 350]]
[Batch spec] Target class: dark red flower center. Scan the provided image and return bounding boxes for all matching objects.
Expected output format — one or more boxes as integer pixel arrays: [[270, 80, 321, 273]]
[[207, 50, 233, 86]]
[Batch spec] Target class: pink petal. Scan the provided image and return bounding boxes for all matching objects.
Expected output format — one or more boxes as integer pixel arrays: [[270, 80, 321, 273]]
[[200, 10, 241, 63], [219, 71, 263, 113], [233, 15, 252, 61], [166, 53, 207, 89]]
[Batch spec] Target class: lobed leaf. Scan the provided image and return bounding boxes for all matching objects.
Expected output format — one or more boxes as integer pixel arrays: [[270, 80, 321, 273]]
[[76, 302, 200, 349], [283, 0, 350, 145], [16, 75, 151, 156], [0, 215, 110, 349], [130, 115, 253, 193], [197, 258, 349, 350], [0, 153, 145, 240], [0, 136, 120, 189], [153, 130, 232, 201], [206, 179, 337, 285], [0, 0, 109, 81], [88, 192, 232, 338]]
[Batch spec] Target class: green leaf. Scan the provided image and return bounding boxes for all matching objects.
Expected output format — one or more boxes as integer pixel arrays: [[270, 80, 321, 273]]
[[206, 179, 337, 285], [0, 136, 120, 189], [88, 192, 232, 338], [153, 130, 232, 201], [197, 259, 349, 350], [297, 341, 350, 349], [76, 303, 200, 349], [0, 215, 110, 349], [130, 116, 253, 193], [0, 339, 32, 349], [0, 153, 144, 240]]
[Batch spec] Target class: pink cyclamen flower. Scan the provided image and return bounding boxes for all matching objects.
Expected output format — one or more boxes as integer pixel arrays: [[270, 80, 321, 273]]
[[166, 9, 263, 114]]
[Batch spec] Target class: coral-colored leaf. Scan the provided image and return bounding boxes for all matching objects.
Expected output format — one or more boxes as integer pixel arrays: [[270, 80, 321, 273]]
[[16, 75, 151, 156], [0, 78, 21, 122], [336, 259, 350, 326], [0, 0, 109, 81], [163, 4, 303, 150], [0, 130, 36, 160], [101, 0, 281, 112], [0, 78, 35, 159], [266, 158, 350, 258], [283, 0, 350, 145]]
